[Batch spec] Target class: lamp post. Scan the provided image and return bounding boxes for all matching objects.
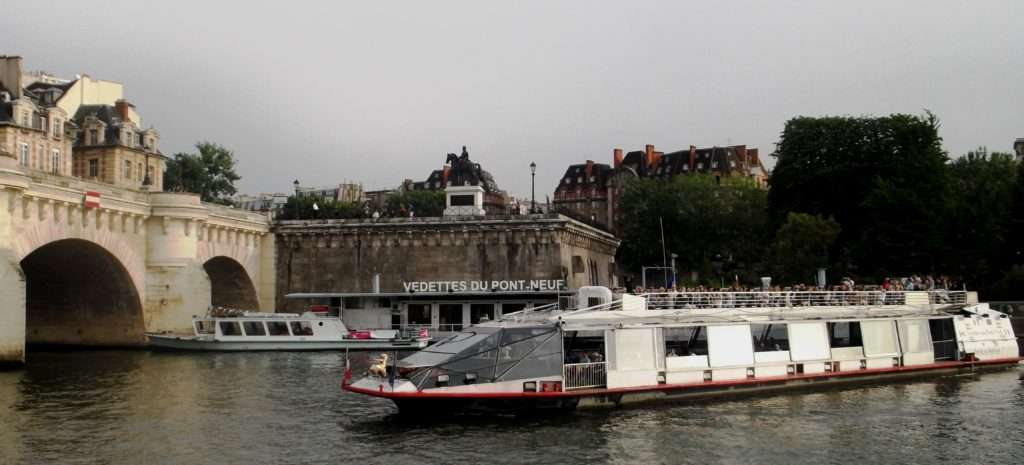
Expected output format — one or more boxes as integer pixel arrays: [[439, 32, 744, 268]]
[[529, 161, 536, 214]]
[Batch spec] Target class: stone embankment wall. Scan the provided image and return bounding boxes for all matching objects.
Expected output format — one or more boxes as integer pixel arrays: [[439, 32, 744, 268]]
[[274, 214, 620, 312]]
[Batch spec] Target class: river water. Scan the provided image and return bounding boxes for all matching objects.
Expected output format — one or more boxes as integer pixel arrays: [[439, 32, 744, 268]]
[[1, 350, 1022, 465]]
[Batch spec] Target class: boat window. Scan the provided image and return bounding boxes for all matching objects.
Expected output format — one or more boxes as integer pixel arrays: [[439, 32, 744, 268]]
[[828, 322, 863, 348], [242, 321, 267, 336], [266, 321, 290, 336], [401, 329, 500, 371], [290, 321, 314, 336], [407, 304, 432, 326], [498, 331, 563, 381], [195, 320, 215, 335], [750, 324, 790, 352], [929, 318, 957, 361], [470, 304, 495, 324], [665, 327, 708, 356], [219, 321, 242, 336]]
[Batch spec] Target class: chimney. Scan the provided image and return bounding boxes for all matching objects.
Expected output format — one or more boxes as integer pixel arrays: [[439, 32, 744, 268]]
[[0, 55, 24, 99], [689, 145, 696, 171], [114, 99, 132, 122], [645, 144, 655, 169], [613, 148, 623, 169], [749, 148, 759, 166], [585, 160, 594, 179], [735, 145, 747, 170], [441, 165, 450, 188]]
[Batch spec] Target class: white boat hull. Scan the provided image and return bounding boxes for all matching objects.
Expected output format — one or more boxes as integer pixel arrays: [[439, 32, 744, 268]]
[[146, 334, 428, 351]]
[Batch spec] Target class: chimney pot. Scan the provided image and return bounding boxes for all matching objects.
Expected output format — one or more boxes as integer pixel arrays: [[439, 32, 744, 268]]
[[613, 148, 623, 169]]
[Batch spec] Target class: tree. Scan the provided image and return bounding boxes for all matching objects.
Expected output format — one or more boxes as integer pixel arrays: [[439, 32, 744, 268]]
[[164, 142, 241, 204], [385, 190, 445, 217], [768, 112, 950, 278], [767, 213, 841, 284], [278, 195, 365, 220], [617, 175, 769, 286], [940, 148, 1017, 288]]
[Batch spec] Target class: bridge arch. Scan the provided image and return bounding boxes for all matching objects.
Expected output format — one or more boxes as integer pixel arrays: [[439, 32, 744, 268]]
[[203, 256, 260, 310], [20, 238, 145, 346]]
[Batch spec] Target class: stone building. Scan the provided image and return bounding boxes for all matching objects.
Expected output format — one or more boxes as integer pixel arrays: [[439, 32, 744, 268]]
[[0, 55, 165, 191], [1015, 138, 1023, 162], [274, 207, 619, 332], [0, 56, 74, 177], [553, 143, 769, 233]]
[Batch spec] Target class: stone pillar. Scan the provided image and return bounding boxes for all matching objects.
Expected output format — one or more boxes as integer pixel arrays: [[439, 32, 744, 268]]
[[257, 233, 276, 311], [145, 192, 211, 333], [0, 159, 29, 365]]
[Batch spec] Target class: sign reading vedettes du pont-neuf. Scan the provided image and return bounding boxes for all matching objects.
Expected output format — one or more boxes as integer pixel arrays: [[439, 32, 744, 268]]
[[403, 279, 566, 293]]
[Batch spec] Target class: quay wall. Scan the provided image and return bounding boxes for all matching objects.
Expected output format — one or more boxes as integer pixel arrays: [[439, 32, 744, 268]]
[[273, 214, 620, 312]]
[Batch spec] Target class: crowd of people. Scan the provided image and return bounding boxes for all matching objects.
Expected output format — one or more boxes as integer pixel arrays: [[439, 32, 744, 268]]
[[623, 274, 961, 296]]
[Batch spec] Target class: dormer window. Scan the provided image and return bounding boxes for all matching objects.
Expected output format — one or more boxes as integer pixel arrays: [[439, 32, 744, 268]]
[[52, 119, 62, 138], [21, 110, 29, 127], [88, 129, 99, 145]]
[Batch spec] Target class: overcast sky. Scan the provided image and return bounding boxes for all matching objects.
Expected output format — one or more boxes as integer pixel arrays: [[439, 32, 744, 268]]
[[3, 1, 1021, 198]]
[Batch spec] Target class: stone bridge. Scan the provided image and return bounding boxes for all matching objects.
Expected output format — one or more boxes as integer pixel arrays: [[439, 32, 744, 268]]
[[0, 159, 275, 365]]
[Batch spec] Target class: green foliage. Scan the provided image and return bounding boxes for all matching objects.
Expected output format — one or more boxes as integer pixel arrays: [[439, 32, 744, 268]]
[[164, 142, 241, 204], [767, 213, 841, 283], [941, 148, 1018, 286], [385, 190, 445, 217], [617, 175, 769, 286], [278, 195, 366, 220], [768, 112, 949, 277]]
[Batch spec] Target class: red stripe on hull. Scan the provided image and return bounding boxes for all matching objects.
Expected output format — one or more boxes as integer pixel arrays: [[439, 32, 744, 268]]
[[343, 357, 1022, 400]]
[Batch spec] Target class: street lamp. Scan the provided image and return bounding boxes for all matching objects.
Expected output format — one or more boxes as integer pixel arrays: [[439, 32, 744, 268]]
[[529, 162, 537, 214]]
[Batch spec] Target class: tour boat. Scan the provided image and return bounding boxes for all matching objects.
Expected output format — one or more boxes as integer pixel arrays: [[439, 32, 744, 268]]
[[342, 286, 1022, 413], [146, 309, 430, 351]]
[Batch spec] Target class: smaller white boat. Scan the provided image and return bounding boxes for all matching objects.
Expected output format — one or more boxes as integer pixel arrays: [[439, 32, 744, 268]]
[[146, 309, 429, 351]]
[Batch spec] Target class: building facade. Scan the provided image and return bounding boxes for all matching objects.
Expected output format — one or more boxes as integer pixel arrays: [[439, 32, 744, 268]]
[[0, 56, 166, 191], [553, 143, 769, 233]]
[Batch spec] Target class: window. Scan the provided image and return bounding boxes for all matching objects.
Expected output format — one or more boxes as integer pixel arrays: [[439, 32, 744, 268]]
[[51, 149, 60, 174], [21, 110, 29, 126], [36, 144, 43, 169], [343, 297, 364, 309], [665, 326, 708, 356], [88, 159, 99, 177], [289, 321, 314, 336], [18, 143, 28, 166], [267, 321, 290, 336], [195, 321, 215, 334], [439, 304, 464, 330], [470, 304, 494, 324], [828, 322, 863, 348], [407, 304, 432, 326], [52, 119, 61, 138], [242, 321, 267, 336], [123, 160, 132, 179], [750, 323, 789, 351], [697, 162, 704, 169], [137, 162, 143, 180], [219, 321, 242, 336], [88, 129, 98, 145], [572, 255, 584, 274], [501, 303, 527, 316]]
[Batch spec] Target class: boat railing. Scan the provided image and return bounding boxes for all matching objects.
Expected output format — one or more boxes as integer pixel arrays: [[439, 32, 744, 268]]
[[562, 362, 607, 390], [642, 290, 967, 309], [566, 290, 968, 314]]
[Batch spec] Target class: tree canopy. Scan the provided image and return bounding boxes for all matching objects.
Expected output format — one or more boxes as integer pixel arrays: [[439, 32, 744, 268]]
[[164, 142, 241, 205], [385, 190, 445, 217], [617, 175, 769, 286], [768, 113, 950, 278], [767, 213, 841, 284]]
